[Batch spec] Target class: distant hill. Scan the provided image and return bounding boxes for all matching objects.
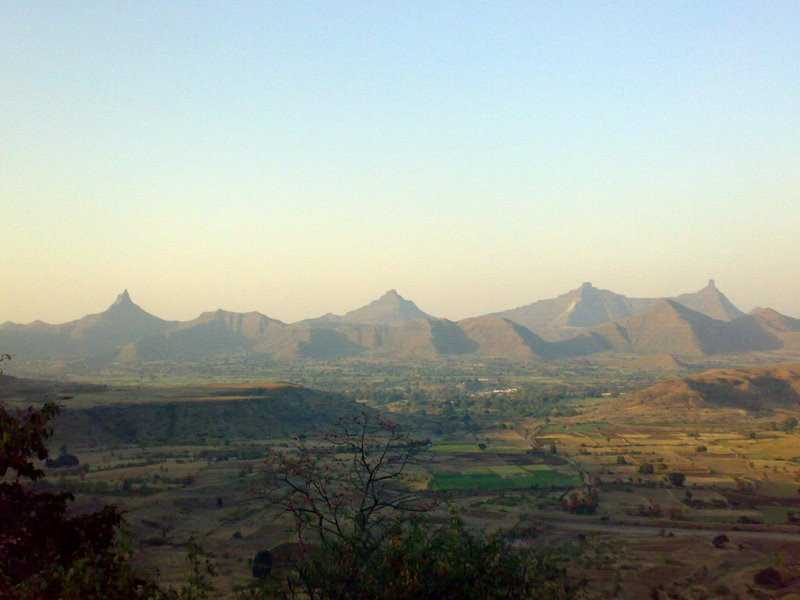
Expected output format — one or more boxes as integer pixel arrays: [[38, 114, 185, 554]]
[[672, 279, 744, 321], [491, 280, 745, 340], [489, 282, 650, 340], [303, 290, 433, 326], [589, 300, 781, 356], [121, 309, 292, 361], [633, 364, 800, 410], [751, 307, 800, 332], [458, 316, 551, 360], [343, 289, 432, 324], [2, 285, 798, 365], [353, 318, 476, 358], [0, 291, 172, 360], [749, 307, 800, 351]]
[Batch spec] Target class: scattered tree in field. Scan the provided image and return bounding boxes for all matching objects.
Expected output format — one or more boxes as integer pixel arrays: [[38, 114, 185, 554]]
[[561, 487, 599, 515], [251, 550, 273, 579], [753, 567, 785, 589], [45, 444, 80, 469], [635, 501, 662, 518], [712, 534, 729, 549], [782, 417, 798, 432], [668, 472, 686, 487], [638, 463, 655, 475]]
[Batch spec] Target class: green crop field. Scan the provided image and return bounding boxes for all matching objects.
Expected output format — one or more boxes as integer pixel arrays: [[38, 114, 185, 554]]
[[429, 469, 581, 491], [431, 443, 526, 454]]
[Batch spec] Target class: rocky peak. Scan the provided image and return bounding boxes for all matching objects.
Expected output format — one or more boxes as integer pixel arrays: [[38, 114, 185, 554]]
[[342, 289, 432, 324], [381, 289, 402, 300], [112, 289, 133, 307]]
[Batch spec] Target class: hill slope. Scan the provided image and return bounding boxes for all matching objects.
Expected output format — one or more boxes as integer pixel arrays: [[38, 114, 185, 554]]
[[490, 282, 652, 339], [749, 307, 800, 351], [590, 300, 781, 356], [633, 364, 800, 410], [458, 316, 551, 360], [672, 279, 744, 321]]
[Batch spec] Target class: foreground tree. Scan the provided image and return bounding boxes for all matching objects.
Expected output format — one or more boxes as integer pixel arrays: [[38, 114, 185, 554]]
[[0, 393, 143, 598], [261, 412, 578, 600], [279, 515, 576, 600], [0, 355, 219, 599], [263, 412, 433, 554]]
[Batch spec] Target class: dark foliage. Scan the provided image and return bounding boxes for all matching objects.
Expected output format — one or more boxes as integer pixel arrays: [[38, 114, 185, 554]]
[[667, 472, 686, 487], [0, 367, 160, 599], [753, 567, 785, 589], [252, 551, 273, 579], [0, 401, 60, 481], [262, 412, 577, 599], [278, 515, 576, 600]]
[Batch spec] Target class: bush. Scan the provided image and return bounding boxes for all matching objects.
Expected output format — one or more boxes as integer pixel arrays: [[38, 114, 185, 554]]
[[561, 487, 599, 515], [638, 463, 655, 475], [668, 472, 686, 487], [284, 516, 577, 600], [252, 550, 272, 579]]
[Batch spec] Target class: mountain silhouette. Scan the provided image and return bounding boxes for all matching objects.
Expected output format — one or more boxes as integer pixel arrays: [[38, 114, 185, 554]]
[[0, 284, 794, 363]]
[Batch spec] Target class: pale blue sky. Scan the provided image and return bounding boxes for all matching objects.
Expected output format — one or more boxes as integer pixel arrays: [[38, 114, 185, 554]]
[[2, 2, 799, 323]]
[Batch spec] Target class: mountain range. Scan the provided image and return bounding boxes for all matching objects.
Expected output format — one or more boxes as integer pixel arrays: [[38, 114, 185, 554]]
[[490, 279, 744, 340], [2, 282, 798, 364]]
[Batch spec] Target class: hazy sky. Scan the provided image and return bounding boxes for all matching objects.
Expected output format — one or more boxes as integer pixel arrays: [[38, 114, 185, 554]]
[[3, 2, 799, 324]]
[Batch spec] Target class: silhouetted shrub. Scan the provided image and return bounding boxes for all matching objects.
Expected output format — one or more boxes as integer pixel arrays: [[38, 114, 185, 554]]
[[638, 463, 655, 475], [252, 550, 273, 579], [668, 472, 686, 487]]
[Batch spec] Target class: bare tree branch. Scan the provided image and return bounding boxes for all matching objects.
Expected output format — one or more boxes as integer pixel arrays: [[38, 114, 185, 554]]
[[261, 411, 434, 553]]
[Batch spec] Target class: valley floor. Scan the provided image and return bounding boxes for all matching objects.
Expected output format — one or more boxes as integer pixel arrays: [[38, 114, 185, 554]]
[[5, 361, 800, 598]]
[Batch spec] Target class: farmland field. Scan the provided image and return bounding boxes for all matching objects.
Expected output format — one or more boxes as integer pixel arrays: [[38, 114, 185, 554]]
[[5, 359, 800, 598], [430, 468, 581, 491]]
